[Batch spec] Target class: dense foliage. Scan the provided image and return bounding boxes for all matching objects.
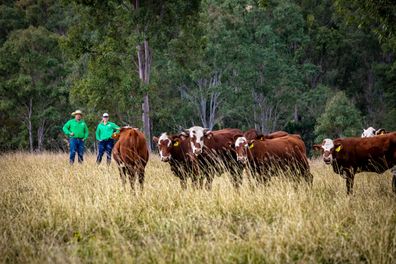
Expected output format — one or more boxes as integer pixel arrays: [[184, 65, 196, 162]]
[[1, 0, 395, 152]]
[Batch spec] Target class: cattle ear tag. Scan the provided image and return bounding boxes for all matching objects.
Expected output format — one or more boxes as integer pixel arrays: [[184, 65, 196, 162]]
[[248, 143, 254, 149], [173, 141, 180, 147], [335, 145, 342, 152]]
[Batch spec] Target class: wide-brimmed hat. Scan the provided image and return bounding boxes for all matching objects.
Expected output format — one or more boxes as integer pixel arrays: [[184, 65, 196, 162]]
[[103, 113, 109, 117], [72, 110, 83, 116]]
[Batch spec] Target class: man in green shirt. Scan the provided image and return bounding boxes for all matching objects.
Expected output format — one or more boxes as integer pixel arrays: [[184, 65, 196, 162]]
[[62, 110, 89, 165], [96, 113, 120, 164]]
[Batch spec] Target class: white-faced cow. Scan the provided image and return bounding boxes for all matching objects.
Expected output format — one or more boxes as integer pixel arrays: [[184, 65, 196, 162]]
[[153, 133, 200, 189], [313, 133, 396, 194], [181, 126, 244, 189], [234, 134, 313, 184], [361, 127, 388, 137]]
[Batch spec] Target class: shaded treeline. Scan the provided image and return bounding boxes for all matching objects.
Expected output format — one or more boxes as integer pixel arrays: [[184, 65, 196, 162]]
[[0, 0, 395, 152]]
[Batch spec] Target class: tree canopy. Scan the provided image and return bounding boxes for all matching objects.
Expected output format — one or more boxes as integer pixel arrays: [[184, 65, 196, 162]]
[[0, 0, 395, 153]]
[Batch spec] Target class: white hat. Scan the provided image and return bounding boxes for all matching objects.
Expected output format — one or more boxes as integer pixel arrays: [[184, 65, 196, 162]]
[[72, 110, 83, 116], [103, 113, 109, 117]]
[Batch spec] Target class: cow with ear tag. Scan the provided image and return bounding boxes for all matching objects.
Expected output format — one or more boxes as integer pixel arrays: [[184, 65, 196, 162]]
[[181, 126, 244, 189], [153, 133, 200, 189], [313, 133, 396, 195]]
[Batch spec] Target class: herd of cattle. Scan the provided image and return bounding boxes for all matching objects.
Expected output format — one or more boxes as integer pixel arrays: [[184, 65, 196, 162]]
[[112, 126, 396, 195]]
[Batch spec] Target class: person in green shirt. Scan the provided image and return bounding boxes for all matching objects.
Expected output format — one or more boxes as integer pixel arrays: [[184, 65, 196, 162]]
[[96, 113, 120, 164], [62, 110, 89, 165]]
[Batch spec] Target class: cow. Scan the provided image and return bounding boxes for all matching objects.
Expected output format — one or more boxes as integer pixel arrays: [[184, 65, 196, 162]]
[[181, 126, 244, 189], [153, 133, 200, 189], [243, 128, 289, 140], [361, 127, 388, 137], [113, 126, 149, 191], [313, 133, 396, 194], [234, 134, 313, 185]]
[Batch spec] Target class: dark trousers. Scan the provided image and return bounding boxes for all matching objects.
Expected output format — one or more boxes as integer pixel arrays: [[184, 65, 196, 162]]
[[69, 138, 84, 164], [97, 139, 114, 164]]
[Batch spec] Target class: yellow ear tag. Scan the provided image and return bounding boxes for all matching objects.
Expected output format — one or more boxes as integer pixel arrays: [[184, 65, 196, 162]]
[[335, 145, 342, 152], [249, 143, 254, 149], [173, 141, 180, 147]]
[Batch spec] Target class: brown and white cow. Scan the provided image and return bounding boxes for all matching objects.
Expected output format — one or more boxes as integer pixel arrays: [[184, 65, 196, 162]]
[[113, 127, 149, 191], [361, 127, 388, 137], [153, 133, 200, 189], [181, 126, 244, 189], [313, 133, 396, 194], [234, 134, 313, 184]]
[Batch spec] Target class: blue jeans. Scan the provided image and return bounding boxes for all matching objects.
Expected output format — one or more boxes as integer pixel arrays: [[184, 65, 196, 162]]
[[69, 138, 85, 164], [97, 139, 114, 164]]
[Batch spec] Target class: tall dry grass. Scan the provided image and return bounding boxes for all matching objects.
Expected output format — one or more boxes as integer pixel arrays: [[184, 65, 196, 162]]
[[0, 152, 395, 263]]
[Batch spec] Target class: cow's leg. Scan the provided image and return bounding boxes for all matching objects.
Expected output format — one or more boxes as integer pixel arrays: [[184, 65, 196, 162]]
[[392, 166, 396, 193], [304, 171, 314, 186], [179, 176, 187, 190], [345, 170, 355, 195], [137, 167, 145, 191], [205, 174, 214, 191], [118, 165, 127, 186], [127, 168, 137, 193]]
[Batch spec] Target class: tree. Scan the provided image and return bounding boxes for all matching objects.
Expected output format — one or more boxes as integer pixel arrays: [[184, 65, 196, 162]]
[[314, 91, 362, 142], [0, 26, 68, 152]]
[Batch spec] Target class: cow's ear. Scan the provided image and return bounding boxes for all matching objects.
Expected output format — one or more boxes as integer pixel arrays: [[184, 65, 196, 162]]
[[205, 130, 213, 139], [172, 137, 181, 147], [247, 140, 255, 149], [153, 136, 159, 144], [334, 143, 342, 152], [312, 144, 323, 151], [180, 130, 189, 137]]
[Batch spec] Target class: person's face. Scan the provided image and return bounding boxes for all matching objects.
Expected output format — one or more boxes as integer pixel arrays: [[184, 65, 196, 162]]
[[103, 116, 109, 122], [75, 114, 82, 120]]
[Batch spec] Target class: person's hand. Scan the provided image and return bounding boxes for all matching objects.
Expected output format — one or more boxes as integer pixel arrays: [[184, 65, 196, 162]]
[[70, 132, 74, 136]]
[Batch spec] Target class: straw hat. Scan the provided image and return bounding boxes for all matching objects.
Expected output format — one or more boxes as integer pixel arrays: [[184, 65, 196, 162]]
[[71, 110, 83, 116]]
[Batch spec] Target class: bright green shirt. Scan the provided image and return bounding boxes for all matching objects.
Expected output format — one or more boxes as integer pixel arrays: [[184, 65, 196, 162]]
[[96, 121, 120, 141], [62, 119, 89, 140]]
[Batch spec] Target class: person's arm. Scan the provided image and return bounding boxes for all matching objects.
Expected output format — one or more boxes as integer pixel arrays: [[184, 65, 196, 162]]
[[83, 123, 89, 140], [112, 122, 120, 131], [62, 120, 71, 136], [96, 125, 101, 141]]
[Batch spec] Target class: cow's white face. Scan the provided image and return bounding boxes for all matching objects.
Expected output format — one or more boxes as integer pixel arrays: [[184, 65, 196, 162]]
[[321, 138, 334, 164], [158, 133, 172, 161], [235, 137, 248, 163], [361, 127, 376, 137], [187, 126, 210, 155]]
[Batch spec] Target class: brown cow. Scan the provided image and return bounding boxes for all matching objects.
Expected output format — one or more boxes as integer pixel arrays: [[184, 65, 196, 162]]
[[181, 126, 244, 189], [153, 133, 200, 189], [361, 127, 388, 137], [113, 127, 149, 191], [243, 128, 289, 140], [235, 135, 313, 184], [313, 133, 396, 194]]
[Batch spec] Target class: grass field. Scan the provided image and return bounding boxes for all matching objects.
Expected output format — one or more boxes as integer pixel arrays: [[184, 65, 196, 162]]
[[1, 152, 396, 263]]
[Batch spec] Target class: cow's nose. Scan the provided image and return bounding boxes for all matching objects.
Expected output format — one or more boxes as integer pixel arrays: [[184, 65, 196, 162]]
[[237, 156, 247, 164], [161, 156, 170, 162], [323, 157, 331, 164], [194, 149, 202, 155]]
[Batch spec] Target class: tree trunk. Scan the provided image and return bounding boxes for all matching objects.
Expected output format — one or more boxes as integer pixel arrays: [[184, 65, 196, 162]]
[[137, 40, 152, 151], [37, 119, 46, 152], [26, 98, 34, 153]]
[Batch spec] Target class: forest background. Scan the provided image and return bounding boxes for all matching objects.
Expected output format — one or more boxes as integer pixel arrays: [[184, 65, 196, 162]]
[[1, 0, 395, 153]]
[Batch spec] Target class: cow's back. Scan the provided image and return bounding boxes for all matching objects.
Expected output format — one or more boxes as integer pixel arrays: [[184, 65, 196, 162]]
[[333, 133, 396, 172], [250, 135, 309, 171], [114, 128, 149, 167]]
